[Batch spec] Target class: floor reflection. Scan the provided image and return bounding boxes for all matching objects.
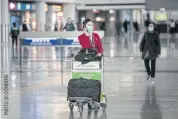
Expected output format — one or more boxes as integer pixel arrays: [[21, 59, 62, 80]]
[[140, 83, 162, 119], [2, 32, 178, 119]]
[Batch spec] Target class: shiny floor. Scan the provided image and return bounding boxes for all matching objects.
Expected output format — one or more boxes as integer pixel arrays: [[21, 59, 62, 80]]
[[1, 32, 178, 119]]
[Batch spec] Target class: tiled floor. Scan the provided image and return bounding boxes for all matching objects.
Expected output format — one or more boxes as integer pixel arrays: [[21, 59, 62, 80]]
[[1, 32, 178, 119]]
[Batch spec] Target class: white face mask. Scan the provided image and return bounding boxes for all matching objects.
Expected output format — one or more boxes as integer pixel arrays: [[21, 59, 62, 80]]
[[148, 26, 154, 32]]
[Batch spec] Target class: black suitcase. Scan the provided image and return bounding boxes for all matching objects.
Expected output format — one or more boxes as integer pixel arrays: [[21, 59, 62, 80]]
[[67, 78, 101, 103]]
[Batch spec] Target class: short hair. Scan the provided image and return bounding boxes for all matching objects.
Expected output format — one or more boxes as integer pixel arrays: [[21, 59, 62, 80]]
[[83, 19, 92, 28], [13, 22, 16, 27], [148, 22, 155, 26]]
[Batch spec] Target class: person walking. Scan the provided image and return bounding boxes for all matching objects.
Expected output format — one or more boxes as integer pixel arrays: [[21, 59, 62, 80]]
[[169, 19, 176, 35], [133, 21, 139, 32], [139, 22, 161, 82], [169, 19, 176, 42], [123, 19, 128, 33], [20, 21, 30, 31], [9, 22, 19, 48], [63, 17, 75, 31]]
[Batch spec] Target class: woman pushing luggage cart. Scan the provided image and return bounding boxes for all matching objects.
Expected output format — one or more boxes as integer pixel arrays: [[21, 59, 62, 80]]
[[78, 19, 103, 56], [67, 19, 107, 115]]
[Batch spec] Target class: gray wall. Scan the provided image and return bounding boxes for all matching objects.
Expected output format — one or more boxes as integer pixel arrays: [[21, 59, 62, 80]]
[[146, 0, 178, 10]]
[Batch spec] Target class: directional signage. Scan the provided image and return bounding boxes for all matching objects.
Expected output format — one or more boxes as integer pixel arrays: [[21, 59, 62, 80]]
[[62, 37, 80, 45], [22, 38, 60, 46], [21, 37, 80, 46], [9, 2, 33, 11]]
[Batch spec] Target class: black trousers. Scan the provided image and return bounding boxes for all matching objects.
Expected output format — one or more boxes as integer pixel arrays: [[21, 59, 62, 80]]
[[12, 36, 18, 47], [144, 59, 156, 78]]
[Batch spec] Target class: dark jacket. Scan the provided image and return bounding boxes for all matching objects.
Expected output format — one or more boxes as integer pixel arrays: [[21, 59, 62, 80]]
[[64, 23, 75, 31], [139, 32, 161, 60], [10, 27, 19, 37], [22, 24, 28, 31]]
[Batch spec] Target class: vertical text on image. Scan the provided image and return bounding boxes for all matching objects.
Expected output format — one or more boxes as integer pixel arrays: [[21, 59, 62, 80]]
[[4, 74, 9, 115]]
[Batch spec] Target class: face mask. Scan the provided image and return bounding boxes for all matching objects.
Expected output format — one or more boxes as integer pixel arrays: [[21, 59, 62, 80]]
[[148, 26, 154, 32], [86, 26, 94, 33]]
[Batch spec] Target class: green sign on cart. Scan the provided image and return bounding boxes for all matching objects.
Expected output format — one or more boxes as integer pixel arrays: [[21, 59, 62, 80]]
[[72, 72, 101, 80]]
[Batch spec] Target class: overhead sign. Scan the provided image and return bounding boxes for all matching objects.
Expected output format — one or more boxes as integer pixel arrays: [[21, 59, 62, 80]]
[[44, 4, 48, 12], [155, 12, 168, 21], [45, 4, 63, 12], [9, 2, 33, 11], [53, 5, 62, 12], [9, 2, 17, 10]]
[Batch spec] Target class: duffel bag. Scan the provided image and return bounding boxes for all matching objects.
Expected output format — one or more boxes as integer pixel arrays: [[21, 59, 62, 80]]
[[67, 78, 101, 102], [75, 48, 101, 63], [75, 48, 97, 61]]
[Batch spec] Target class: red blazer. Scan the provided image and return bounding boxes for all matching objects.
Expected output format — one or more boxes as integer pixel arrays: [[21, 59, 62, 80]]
[[78, 33, 103, 54]]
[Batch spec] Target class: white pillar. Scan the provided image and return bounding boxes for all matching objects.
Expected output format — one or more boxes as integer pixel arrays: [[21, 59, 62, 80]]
[[36, 2, 46, 31], [46, 5, 54, 31], [47, 5, 53, 21], [0, 0, 1, 38], [1, 0, 10, 68], [130, 9, 133, 31], [63, 3, 76, 22], [1, 0, 9, 25]]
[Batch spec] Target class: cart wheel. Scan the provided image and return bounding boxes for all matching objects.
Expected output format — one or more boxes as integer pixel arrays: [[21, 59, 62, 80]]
[[102, 107, 106, 112], [70, 107, 74, 112], [88, 104, 93, 109], [103, 94, 107, 102], [94, 106, 100, 112], [88, 101, 93, 109], [94, 107, 99, 118], [78, 105, 83, 115], [69, 102, 74, 112]]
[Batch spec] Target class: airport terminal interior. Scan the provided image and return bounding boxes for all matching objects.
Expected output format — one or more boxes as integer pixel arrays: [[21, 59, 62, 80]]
[[1, 0, 178, 119]]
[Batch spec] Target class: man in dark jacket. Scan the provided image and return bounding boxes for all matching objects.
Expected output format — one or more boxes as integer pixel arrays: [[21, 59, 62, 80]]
[[63, 17, 75, 31], [10, 22, 19, 48], [139, 22, 161, 82], [123, 20, 128, 33]]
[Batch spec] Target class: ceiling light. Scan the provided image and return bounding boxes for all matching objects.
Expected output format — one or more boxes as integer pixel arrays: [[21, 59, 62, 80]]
[[109, 10, 114, 14]]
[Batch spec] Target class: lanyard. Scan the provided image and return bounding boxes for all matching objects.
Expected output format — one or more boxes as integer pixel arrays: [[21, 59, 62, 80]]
[[89, 35, 96, 49]]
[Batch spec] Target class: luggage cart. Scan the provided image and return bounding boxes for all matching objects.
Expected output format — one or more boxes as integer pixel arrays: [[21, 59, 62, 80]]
[[68, 56, 107, 115]]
